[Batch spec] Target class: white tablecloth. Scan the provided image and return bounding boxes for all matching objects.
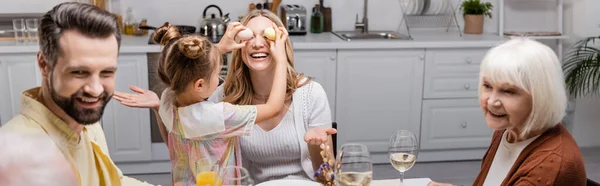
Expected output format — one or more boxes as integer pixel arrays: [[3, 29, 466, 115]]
[[371, 178, 432, 186]]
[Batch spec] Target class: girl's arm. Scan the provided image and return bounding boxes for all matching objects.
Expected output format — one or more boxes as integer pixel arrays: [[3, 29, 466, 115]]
[[113, 86, 169, 144], [254, 24, 289, 123]]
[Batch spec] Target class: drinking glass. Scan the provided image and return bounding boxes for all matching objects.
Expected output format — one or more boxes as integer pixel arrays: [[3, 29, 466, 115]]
[[25, 19, 39, 42], [12, 19, 26, 43], [334, 143, 373, 186], [195, 159, 222, 186], [219, 166, 254, 186], [388, 130, 419, 186]]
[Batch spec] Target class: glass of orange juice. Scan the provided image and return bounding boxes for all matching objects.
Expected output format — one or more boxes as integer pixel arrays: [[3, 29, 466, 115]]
[[196, 160, 222, 186]]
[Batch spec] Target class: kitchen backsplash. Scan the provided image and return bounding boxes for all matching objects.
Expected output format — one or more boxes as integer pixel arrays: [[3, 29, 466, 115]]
[[0, 0, 575, 35]]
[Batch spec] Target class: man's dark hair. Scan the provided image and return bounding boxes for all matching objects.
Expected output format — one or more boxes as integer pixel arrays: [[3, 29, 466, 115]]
[[39, 2, 121, 69]]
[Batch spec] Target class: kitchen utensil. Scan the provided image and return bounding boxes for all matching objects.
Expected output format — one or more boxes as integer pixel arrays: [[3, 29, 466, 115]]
[[319, 0, 332, 32], [138, 25, 197, 35], [270, 0, 282, 13], [199, 4, 230, 43], [25, 19, 38, 42], [12, 19, 25, 43], [334, 144, 373, 186], [388, 130, 419, 186], [280, 4, 307, 35], [249, 3, 256, 12], [219, 166, 254, 186], [263, 0, 270, 10]]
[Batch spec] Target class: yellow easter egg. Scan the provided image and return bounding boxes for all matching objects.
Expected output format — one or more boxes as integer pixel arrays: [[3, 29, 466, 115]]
[[263, 27, 277, 41]]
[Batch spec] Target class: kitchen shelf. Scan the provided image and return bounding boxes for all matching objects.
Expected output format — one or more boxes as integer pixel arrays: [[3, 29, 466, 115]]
[[498, 0, 565, 59], [506, 35, 569, 40]]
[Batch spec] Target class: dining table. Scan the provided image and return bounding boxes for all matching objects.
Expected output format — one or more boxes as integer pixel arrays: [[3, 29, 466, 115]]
[[370, 178, 432, 186]]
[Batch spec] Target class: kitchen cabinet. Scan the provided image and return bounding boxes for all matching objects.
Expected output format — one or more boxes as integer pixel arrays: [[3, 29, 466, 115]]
[[417, 48, 494, 162], [0, 54, 41, 126], [101, 54, 152, 162], [420, 99, 491, 150], [335, 49, 425, 164], [293, 49, 337, 120]]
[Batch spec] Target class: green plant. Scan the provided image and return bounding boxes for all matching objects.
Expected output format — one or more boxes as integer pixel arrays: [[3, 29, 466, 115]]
[[563, 36, 600, 98], [460, 0, 494, 18]]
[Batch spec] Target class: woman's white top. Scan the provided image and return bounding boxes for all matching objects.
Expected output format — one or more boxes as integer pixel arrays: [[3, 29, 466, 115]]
[[208, 79, 333, 184]]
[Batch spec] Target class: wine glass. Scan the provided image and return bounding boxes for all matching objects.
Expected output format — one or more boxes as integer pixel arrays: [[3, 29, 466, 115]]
[[388, 130, 419, 186], [219, 166, 254, 186], [334, 143, 373, 186]]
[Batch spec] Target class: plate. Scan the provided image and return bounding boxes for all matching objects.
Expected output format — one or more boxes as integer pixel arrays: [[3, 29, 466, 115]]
[[424, 0, 439, 15], [255, 179, 322, 186]]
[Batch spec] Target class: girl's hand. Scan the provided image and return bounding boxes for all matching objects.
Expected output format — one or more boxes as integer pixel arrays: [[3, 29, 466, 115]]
[[267, 23, 289, 64], [216, 22, 248, 54], [113, 85, 160, 110], [304, 127, 337, 145]]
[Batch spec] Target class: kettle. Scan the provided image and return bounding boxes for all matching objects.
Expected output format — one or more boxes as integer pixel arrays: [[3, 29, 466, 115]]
[[199, 5, 230, 43]]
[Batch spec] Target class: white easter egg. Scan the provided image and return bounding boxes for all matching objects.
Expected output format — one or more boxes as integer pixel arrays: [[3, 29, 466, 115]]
[[237, 28, 253, 40]]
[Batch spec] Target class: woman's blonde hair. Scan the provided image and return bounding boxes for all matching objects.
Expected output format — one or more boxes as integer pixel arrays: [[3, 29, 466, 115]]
[[479, 38, 567, 138], [153, 22, 222, 95], [222, 10, 310, 105]]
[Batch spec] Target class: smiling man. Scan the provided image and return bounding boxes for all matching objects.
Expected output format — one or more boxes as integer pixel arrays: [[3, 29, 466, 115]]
[[0, 2, 152, 186]]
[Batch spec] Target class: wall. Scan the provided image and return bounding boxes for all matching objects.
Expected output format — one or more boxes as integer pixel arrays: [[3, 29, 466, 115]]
[[563, 0, 600, 147], [0, 0, 65, 14]]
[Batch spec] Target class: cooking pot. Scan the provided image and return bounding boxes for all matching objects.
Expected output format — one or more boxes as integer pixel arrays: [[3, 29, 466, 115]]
[[199, 5, 230, 43]]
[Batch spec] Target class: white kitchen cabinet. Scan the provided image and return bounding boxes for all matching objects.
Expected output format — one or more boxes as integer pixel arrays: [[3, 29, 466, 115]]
[[335, 49, 425, 163], [101, 54, 152, 163], [423, 48, 489, 99], [293, 49, 337, 120], [0, 54, 41, 125], [420, 99, 492, 150]]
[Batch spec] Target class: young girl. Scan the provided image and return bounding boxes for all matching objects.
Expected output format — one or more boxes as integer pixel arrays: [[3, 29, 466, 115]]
[[114, 22, 335, 185]]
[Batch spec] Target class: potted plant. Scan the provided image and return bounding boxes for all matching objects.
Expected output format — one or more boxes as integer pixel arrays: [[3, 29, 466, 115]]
[[563, 36, 600, 98], [460, 0, 493, 34]]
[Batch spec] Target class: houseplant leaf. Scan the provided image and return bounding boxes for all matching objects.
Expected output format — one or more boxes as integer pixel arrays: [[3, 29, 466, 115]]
[[563, 36, 600, 98]]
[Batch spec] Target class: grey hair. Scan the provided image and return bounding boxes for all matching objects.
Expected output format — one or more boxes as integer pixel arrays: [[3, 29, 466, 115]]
[[479, 38, 567, 138], [39, 2, 121, 69], [0, 131, 78, 186]]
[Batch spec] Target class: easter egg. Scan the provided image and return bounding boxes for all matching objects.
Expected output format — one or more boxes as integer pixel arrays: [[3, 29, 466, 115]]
[[263, 27, 277, 41], [236, 28, 253, 40]]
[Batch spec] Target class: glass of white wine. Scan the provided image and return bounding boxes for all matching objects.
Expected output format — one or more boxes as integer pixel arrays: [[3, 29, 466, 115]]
[[388, 130, 419, 186], [334, 143, 373, 186]]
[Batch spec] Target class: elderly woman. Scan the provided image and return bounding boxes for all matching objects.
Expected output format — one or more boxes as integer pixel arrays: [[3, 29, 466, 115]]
[[430, 38, 586, 186], [113, 10, 334, 184]]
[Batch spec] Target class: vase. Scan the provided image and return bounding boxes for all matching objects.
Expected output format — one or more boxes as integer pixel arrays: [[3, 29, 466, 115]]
[[464, 14, 484, 34]]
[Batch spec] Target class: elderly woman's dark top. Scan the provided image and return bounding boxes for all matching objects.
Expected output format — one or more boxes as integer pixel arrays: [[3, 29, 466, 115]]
[[473, 124, 586, 186]]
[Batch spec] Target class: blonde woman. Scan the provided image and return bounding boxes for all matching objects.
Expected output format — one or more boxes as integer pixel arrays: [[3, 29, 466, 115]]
[[113, 10, 335, 184], [429, 39, 586, 186], [209, 10, 335, 183]]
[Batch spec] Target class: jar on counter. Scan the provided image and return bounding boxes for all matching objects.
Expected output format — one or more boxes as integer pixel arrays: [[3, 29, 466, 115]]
[[123, 7, 138, 35], [311, 4, 324, 33]]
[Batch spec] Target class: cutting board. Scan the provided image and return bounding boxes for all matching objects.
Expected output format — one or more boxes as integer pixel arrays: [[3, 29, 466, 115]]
[[320, 0, 332, 32]]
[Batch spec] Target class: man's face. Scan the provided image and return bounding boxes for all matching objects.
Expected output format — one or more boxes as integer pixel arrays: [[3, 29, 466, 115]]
[[47, 30, 118, 124]]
